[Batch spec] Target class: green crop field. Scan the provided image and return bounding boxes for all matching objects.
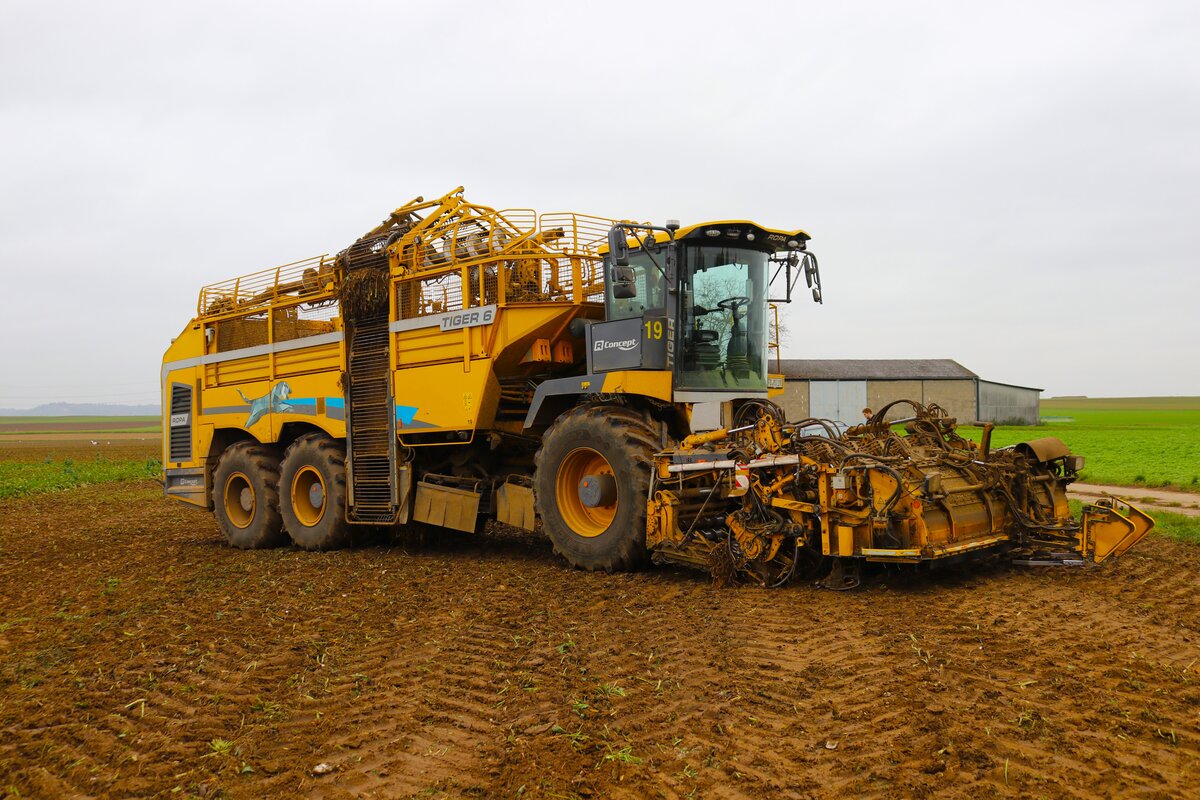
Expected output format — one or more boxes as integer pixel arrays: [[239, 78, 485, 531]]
[[0, 455, 161, 500], [961, 396, 1200, 492]]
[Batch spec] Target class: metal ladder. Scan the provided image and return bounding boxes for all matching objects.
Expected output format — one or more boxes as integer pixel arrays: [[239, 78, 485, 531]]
[[346, 311, 398, 523]]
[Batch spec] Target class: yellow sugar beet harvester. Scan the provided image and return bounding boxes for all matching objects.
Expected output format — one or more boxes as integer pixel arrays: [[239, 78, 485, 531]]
[[161, 187, 1153, 586]]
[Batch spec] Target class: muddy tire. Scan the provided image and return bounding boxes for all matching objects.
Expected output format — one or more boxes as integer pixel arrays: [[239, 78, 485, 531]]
[[534, 404, 658, 572], [279, 433, 350, 551], [212, 442, 287, 549]]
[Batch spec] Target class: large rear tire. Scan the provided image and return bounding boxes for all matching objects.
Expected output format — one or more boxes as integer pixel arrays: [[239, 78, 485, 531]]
[[212, 442, 287, 549], [534, 404, 658, 572], [279, 433, 350, 551]]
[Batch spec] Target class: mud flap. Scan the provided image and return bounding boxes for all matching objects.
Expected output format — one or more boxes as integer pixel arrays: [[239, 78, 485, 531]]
[[496, 477, 536, 531], [1082, 498, 1155, 563], [413, 480, 482, 533]]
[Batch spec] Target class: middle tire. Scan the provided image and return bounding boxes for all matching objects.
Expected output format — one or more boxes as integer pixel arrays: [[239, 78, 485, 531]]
[[534, 404, 659, 572], [279, 432, 351, 551]]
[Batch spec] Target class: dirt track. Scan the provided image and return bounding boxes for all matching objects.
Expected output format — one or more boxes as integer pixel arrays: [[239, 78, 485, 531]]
[[1070, 483, 1200, 518], [1, 477, 1198, 799]]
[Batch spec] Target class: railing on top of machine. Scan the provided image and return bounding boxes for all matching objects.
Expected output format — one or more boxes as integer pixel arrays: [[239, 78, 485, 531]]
[[198, 254, 338, 320], [193, 190, 640, 330], [388, 200, 632, 318]]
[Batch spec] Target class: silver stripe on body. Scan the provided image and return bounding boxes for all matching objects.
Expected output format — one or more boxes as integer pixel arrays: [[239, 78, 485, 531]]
[[160, 331, 347, 465], [160, 331, 345, 382]]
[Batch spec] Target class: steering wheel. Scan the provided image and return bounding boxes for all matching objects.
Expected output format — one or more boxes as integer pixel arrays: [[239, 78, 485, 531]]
[[717, 296, 752, 315]]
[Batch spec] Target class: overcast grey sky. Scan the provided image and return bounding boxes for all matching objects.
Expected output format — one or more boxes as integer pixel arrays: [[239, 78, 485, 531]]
[[1, 0, 1196, 407]]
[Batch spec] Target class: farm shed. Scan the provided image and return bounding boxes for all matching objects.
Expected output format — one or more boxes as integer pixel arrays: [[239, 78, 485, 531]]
[[772, 359, 1041, 426]]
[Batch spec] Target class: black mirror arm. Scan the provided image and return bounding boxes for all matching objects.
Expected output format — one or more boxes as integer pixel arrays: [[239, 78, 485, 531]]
[[610, 223, 677, 291]]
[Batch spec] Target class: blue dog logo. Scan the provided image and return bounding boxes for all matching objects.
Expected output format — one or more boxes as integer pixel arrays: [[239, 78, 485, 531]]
[[237, 382, 294, 428]]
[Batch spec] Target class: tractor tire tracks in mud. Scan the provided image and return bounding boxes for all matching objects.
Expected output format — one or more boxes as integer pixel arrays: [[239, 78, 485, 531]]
[[0, 481, 1197, 798]]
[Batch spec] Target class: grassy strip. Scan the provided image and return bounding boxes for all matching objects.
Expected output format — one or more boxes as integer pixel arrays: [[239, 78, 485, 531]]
[[1147, 511, 1200, 545], [0, 456, 162, 500]]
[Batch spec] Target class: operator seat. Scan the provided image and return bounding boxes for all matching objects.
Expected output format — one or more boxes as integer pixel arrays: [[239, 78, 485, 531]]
[[687, 328, 722, 371]]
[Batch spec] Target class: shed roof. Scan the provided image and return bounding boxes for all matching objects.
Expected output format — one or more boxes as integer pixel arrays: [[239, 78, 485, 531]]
[[777, 359, 978, 381], [978, 378, 1043, 393]]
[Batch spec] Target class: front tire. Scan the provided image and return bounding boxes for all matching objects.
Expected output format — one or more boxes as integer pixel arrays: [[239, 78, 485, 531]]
[[534, 404, 659, 572], [279, 433, 350, 551], [212, 442, 287, 549]]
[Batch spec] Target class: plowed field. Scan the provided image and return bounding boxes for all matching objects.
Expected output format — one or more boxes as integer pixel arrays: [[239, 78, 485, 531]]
[[1, 453, 1198, 798]]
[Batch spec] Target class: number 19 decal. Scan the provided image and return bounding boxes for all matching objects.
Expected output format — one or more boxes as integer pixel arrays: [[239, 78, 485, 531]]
[[644, 320, 664, 340]]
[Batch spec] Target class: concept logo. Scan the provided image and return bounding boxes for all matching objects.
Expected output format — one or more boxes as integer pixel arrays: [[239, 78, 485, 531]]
[[593, 338, 638, 352]]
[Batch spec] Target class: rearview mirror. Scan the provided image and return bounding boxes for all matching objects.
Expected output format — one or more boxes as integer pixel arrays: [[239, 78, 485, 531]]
[[607, 226, 630, 267], [611, 265, 637, 299], [803, 253, 818, 288], [805, 253, 823, 304]]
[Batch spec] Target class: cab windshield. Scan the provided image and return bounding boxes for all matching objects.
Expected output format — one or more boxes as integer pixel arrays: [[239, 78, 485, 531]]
[[677, 245, 769, 391]]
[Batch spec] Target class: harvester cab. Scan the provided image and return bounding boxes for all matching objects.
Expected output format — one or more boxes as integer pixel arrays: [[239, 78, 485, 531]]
[[523, 219, 819, 434], [597, 220, 819, 395]]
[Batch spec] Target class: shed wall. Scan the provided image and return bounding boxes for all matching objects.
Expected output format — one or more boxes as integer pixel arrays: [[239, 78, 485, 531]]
[[978, 381, 1040, 425], [866, 380, 925, 420], [921, 380, 978, 423], [781, 379, 979, 424], [776, 380, 810, 420]]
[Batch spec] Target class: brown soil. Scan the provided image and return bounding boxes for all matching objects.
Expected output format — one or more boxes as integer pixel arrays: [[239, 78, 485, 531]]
[[0, 420, 156, 432], [0, 441, 162, 462], [0, 432, 162, 444], [1, 456, 1197, 798]]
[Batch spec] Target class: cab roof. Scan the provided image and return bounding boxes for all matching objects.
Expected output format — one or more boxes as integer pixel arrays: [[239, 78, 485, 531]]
[[606, 220, 811, 254]]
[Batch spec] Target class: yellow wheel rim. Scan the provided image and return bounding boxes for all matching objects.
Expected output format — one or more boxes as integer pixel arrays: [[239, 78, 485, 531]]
[[291, 465, 326, 527], [223, 471, 255, 529], [556, 447, 617, 537]]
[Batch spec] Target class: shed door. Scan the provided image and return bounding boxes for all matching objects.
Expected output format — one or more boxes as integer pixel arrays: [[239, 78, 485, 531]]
[[809, 380, 866, 425], [838, 381, 867, 425], [809, 381, 840, 421]]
